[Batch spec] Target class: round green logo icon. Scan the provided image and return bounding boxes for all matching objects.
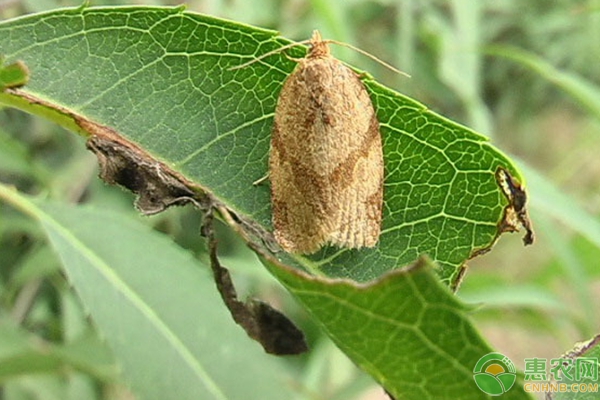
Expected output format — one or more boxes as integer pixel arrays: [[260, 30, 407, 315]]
[[473, 352, 517, 396]]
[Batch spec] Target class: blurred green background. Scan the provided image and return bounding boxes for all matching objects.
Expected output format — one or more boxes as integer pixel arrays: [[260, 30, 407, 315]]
[[1, 0, 599, 399]]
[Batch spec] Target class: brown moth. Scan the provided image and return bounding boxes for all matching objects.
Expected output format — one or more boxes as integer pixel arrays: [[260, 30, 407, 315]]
[[270, 30, 384, 254]]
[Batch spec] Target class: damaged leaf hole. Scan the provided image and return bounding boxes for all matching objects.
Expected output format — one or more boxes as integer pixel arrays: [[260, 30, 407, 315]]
[[450, 167, 534, 292], [495, 166, 534, 246], [87, 136, 202, 214], [87, 135, 307, 355]]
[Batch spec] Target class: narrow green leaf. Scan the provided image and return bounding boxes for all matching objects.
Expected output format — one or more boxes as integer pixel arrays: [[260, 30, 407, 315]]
[[0, 6, 527, 284], [4, 374, 67, 400], [9, 245, 61, 289], [459, 284, 565, 311], [438, 0, 492, 135], [0, 184, 296, 400], [522, 163, 600, 250], [0, 317, 114, 383], [487, 45, 600, 120], [532, 216, 595, 337], [0, 318, 64, 380]]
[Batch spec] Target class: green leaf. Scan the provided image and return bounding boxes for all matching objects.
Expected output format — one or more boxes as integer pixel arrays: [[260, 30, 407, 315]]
[[0, 184, 296, 400], [551, 335, 600, 400], [262, 255, 531, 399], [0, 5, 526, 285]]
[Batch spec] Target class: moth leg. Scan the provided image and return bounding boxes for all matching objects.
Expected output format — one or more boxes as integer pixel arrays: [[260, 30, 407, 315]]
[[253, 172, 270, 186], [354, 71, 370, 80], [283, 51, 304, 63]]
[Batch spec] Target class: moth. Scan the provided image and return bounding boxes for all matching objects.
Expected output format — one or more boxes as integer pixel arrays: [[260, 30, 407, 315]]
[[269, 31, 385, 254]]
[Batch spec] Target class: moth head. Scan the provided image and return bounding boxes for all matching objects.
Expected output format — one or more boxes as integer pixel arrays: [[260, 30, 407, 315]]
[[308, 30, 331, 59]]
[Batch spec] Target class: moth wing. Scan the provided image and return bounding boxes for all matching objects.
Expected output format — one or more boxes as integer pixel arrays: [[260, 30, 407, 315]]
[[270, 122, 333, 253], [328, 112, 383, 249]]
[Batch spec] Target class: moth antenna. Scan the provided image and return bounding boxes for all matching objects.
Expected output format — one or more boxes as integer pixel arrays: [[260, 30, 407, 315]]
[[230, 33, 410, 78], [229, 39, 311, 70], [325, 39, 411, 78]]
